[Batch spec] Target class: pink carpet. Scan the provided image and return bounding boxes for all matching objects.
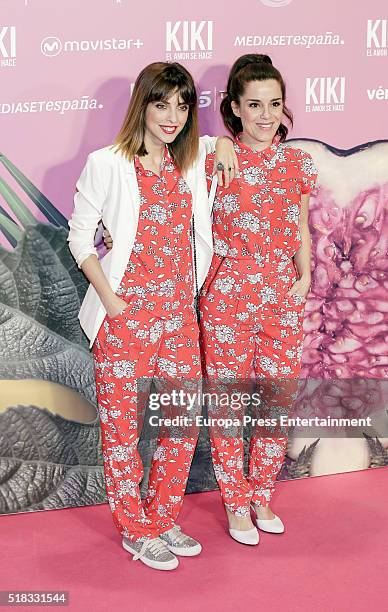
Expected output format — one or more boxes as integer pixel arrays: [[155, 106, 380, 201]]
[[1, 468, 387, 612]]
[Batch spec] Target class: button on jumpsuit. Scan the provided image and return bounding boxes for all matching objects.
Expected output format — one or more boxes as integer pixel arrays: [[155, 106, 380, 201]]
[[93, 150, 201, 541], [199, 138, 318, 516]]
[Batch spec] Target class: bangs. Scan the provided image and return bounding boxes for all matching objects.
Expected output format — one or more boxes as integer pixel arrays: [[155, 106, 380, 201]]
[[147, 66, 197, 107]]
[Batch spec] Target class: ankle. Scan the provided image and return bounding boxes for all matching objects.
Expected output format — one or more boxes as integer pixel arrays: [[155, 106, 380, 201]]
[[253, 504, 276, 520], [226, 508, 255, 531]]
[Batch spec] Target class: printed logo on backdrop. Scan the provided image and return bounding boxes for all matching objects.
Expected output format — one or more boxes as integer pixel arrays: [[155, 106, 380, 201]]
[[129, 82, 226, 111], [367, 86, 388, 101], [41, 37, 62, 57], [166, 21, 213, 60], [367, 19, 387, 56], [235, 30, 344, 49], [0, 95, 103, 116], [305, 77, 345, 113], [0, 26, 16, 68], [198, 88, 227, 111], [259, 0, 292, 6], [41, 35, 143, 57]]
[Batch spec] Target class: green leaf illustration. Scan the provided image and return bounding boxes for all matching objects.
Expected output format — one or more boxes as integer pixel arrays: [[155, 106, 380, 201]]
[[0, 155, 107, 512], [0, 153, 68, 228], [0, 406, 106, 513], [0, 223, 89, 348], [0, 303, 96, 404]]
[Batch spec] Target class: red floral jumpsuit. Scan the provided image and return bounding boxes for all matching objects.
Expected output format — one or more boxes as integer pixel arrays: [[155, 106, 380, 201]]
[[199, 137, 317, 516], [93, 149, 201, 542]]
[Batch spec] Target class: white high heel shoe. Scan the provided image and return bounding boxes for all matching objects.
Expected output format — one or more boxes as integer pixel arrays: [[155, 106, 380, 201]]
[[229, 527, 260, 546], [251, 504, 285, 534]]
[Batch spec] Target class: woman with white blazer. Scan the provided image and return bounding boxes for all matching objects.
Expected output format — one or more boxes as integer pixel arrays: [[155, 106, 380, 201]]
[[68, 62, 236, 571]]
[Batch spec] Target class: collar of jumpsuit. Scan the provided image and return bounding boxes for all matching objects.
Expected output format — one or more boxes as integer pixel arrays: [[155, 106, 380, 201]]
[[134, 144, 173, 178], [234, 132, 281, 164]]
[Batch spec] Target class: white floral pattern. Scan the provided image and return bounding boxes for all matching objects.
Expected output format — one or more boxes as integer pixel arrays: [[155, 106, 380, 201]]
[[93, 147, 201, 542], [199, 138, 317, 514]]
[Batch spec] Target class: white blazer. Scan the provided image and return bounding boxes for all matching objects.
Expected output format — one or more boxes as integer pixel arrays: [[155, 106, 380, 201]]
[[68, 136, 216, 347]]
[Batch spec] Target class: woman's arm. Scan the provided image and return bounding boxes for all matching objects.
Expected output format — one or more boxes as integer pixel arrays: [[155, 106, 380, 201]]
[[287, 193, 312, 299], [199, 135, 217, 155], [287, 149, 318, 300], [68, 153, 127, 318], [79, 255, 127, 318], [68, 153, 106, 267], [200, 135, 239, 188]]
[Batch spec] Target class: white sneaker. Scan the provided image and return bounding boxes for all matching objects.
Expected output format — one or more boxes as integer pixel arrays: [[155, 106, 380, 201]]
[[229, 527, 260, 546], [159, 525, 202, 557], [122, 537, 179, 570]]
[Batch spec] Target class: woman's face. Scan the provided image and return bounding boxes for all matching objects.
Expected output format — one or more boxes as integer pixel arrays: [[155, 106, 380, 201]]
[[231, 78, 283, 147], [144, 89, 189, 147]]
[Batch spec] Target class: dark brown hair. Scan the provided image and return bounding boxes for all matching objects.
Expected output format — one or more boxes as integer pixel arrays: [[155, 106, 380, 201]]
[[114, 62, 199, 172], [220, 54, 293, 142]]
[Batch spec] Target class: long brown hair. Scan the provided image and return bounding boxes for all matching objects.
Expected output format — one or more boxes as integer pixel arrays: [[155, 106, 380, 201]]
[[114, 62, 199, 172], [220, 54, 293, 142]]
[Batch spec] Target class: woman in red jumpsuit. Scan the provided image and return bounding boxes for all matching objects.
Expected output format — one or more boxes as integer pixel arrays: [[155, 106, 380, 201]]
[[199, 54, 318, 545], [68, 62, 236, 570]]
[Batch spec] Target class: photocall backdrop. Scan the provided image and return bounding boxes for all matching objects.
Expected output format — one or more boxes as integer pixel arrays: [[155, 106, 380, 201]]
[[0, 0, 387, 515]]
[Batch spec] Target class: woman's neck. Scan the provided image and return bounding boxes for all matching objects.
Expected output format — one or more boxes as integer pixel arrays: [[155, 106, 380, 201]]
[[239, 132, 273, 152], [139, 134, 166, 174]]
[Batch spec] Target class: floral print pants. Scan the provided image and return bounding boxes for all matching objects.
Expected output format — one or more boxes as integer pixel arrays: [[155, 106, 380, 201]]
[[93, 310, 201, 542], [199, 264, 305, 516]]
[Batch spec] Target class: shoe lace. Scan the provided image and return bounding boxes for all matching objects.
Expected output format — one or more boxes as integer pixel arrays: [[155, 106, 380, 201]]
[[166, 525, 187, 545], [132, 538, 169, 562]]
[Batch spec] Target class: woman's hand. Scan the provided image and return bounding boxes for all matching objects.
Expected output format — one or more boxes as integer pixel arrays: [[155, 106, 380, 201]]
[[286, 275, 311, 301], [213, 136, 239, 188], [103, 228, 113, 250], [105, 295, 129, 319], [78, 253, 127, 322]]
